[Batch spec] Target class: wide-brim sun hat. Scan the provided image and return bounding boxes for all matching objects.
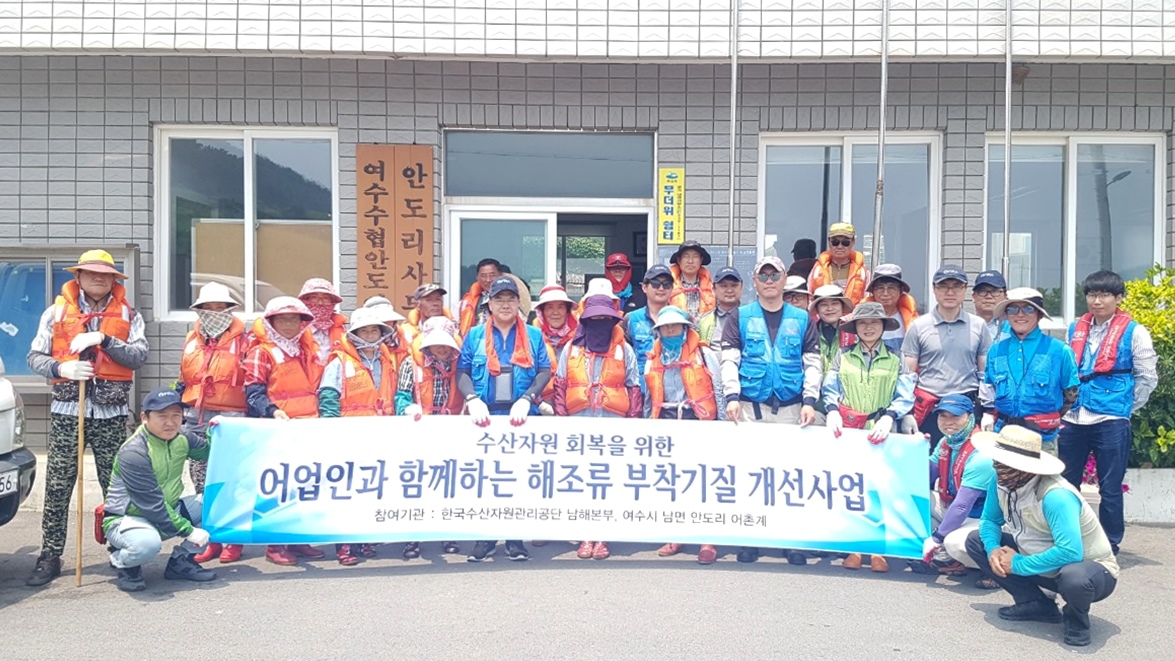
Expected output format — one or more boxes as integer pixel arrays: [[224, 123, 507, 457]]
[[783, 275, 809, 295], [347, 307, 394, 334], [581, 295, 623, 321], [420, 328, 460, 351], [994, 287, 1052, 321], [368, 303, 406, 324], [810, 284, 853, 314], [66, 249, 127, 279], [840, 301, 900, 334], [190, 281, 240, 310], [972, 425, 1065, 475], [537, 284, 575, 309], [670, 240, 712, 266], [263, 296, 313, 322], [298, 277, 343, 304], [869, 263, 910, 293], [652, 306, 693, 331]]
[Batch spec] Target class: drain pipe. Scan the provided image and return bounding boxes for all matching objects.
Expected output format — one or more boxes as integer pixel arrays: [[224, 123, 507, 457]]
[[869, 0, 890, 273], [726, 0, 739, 267], [1001, 0, 1013, 276]]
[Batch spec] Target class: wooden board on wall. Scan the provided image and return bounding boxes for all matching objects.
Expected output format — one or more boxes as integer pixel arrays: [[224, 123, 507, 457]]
[[356, 144, 435, 312]]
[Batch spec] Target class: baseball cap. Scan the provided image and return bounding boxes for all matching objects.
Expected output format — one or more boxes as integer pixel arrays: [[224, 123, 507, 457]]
[[753, 256, 786, 275], [828, 223, 855, 238], [643, 265, 673, 282], [413, 283, 447, 300], [713, 266, 742, 283], [783, 275, 808, 294], [933, 265, 968, 285], [142, 388, 184, 413], [488, 276, 520, 298], [934, 393, 975, 416], [605, 253, 632, 269], [974, 270, 1007, 290]]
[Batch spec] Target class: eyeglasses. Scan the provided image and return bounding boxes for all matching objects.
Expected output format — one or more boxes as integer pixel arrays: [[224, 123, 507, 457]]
[[1085, 292, 1118, 302], [783, 292, 809, 302], [755, 272, 783, 283], [646, 280, 674, 290], [935, 283, 966, 293], [1004, 304, 1037, 316], [830, 238, 852, 248], [871, 283, 900, 293], [973, 288, 1005, 298]]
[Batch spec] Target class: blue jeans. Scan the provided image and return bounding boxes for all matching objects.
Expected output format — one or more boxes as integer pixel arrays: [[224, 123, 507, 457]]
[[1059, 419, 1131, 549], [107, 495, 204, 568]]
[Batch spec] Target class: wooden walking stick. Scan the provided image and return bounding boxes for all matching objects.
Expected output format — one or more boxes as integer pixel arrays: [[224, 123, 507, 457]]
[[75, 378, 86, 587]]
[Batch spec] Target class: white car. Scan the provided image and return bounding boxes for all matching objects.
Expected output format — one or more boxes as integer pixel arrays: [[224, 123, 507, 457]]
[[0, 356, 35, 527]]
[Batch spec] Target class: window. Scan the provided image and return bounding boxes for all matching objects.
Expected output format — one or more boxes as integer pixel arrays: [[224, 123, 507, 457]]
[[0, 248, 136, 382], [759, 134, 940, 304], [986, 135, 1163, 322], [156, 128, 338, 316]]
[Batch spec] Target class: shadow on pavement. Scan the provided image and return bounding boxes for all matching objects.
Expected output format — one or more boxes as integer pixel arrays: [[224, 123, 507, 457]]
[[970, 602, 1121, 653]]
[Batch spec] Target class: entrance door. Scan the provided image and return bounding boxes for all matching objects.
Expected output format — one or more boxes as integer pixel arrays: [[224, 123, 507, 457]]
[[557, 213, 648, 300], [448, 211, 556, 301]]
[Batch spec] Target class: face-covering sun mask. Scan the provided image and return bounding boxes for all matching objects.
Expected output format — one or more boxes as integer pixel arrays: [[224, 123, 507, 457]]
[[196, 308, 235, 339]]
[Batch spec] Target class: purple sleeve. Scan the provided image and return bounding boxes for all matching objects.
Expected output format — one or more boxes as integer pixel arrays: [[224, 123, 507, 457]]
[[935, 486, 983, 542]]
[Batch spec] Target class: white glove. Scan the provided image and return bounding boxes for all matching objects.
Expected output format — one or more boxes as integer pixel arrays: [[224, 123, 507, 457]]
[[825, 410, 843, 438], [57, 359, 94, 381], [922, 536, 942, 563], [466, 398, 491, 427], [186, 528, 211, 548], [403, 404, 424, 421], [538, 401, 555, 416], [868, 415, 894, 444], [69, 331, 104, 355], [510, 398, 531, 427], [900, 414, 918, 435], [981, 413, 996, 432]]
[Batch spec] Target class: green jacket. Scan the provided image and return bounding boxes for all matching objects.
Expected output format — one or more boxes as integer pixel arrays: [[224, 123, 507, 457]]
[[102, 425, 210, 538]]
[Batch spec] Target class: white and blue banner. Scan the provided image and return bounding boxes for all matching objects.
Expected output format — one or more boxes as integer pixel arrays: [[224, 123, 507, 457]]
[[203, 417, 932, 558]]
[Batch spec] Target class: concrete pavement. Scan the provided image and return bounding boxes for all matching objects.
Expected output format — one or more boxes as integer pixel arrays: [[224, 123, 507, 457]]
[[1, 509, 1171, 660]]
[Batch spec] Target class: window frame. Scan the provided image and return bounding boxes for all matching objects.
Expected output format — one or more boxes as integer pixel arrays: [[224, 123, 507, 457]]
[[153, 126, 340, 321], [756, 131, 943, 300], [982, 133, 1165, 326], [0, 244, 140, 392]]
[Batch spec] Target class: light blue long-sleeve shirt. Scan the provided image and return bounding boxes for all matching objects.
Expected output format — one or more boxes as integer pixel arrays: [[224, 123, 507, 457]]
[[978, 478, 1084, 576]]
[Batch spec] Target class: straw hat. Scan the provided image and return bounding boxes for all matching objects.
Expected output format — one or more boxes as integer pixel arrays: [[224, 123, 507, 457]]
[[66, 249, 126, 279], [971, 425, 1065, 475]]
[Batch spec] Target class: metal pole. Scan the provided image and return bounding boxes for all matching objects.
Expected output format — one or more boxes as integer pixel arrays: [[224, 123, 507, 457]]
[[1002, 0, 1013, 276], [725, 0, 739, 267], [869, 0, 890, 273]]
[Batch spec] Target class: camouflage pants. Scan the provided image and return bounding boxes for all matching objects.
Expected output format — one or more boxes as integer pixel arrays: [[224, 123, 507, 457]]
[[182, 408, 244, 492], [42, 413, 128, 557]]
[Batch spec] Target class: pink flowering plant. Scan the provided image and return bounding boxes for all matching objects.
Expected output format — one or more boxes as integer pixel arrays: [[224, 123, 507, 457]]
[[1082, 454, 1131, 494]]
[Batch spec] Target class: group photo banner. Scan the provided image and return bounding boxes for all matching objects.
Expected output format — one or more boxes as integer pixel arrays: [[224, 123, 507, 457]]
[[203, 417, 932, 558]]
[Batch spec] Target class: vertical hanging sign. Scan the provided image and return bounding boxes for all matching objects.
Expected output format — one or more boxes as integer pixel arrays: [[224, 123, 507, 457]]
[[657, 167, 685, 244], [356, 144, 435, 313]]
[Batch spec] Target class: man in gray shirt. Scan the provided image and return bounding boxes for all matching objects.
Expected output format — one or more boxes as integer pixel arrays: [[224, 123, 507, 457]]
[[901, 265, 993, 445]]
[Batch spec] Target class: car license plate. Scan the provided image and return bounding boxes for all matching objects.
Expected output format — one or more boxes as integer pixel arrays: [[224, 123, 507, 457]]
[[0, 469, 17, 496]]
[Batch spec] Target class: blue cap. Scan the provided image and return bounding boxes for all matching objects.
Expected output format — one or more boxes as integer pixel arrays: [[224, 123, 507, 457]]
[[713, 266, 742, 283], [487, 275, 519, 298], [974, 270, 1007, 290], [142, 388, 184, 413], [934, 393, 974, 415], [643, 265, 673, 282], [933, 264, 968, 285]]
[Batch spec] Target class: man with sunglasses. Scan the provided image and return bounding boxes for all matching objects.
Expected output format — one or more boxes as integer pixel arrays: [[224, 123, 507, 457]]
[[807, 223, 870, 305], [983, 288, 1079, 455], [973, 270, 1010, 342], [901, 265, 994, 445], [719, 256, 821, 565], [623, 265, 675, 385]]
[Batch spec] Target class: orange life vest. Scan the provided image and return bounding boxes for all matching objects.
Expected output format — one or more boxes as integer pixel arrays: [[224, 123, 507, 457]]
[[180, 317, 248, 413], [669, 265, 716, 318], [808, 251, 868, 305], [862, 292, 919, 329], [50, 280, 135, 382], [253, 330, 323, 419], [409, 344, 463, 415], [645, 329, 718, 420], [564, 325, 631, 417], [458, 284, 485, 337], [331, 337, 397, 417]]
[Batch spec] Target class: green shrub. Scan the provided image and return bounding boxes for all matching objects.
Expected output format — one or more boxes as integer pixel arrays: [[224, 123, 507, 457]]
[[1121, 265, 1175, 468]]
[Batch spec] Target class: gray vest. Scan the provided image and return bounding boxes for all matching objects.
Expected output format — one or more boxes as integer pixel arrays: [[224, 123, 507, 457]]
[[997, 475, 1119, 578]]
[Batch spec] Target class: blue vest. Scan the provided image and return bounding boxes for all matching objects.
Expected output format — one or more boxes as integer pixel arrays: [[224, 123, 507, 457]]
[[626, 308, 656, 386], [737, 302, 809, 403], [989, 334, 1069, 441], [1069, 319, 1136, 419], [465, 323, 545, 413]]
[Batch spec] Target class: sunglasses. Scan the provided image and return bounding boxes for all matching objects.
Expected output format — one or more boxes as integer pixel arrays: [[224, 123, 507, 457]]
[[756, 272, 782, 283], [646, 279, 674, 289], [830, 237, 852, 247], [1004, 304, 1037, 316]]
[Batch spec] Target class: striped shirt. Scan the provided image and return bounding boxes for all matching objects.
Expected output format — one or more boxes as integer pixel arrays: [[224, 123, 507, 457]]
[[396, 355, 453, 411]]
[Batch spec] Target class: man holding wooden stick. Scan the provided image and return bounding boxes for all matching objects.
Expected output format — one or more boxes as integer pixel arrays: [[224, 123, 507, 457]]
[[25, 250, 148, 587]]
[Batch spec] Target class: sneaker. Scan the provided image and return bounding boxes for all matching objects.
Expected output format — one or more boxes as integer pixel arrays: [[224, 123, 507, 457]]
[[467, 540, 498, 563], [736, 547, 759, 564], [505, 540, 530, 561], [164, 554, 217, 582], [786, 550, 808, 566], [26, 553, 62, 587], [116, 565, 147, 592], [402, 542, 421, 559], [907, 560, 940, 575], [997, 599, 1063, 623], [336, 545, 360, 566], [1063, 609, 1092, 647], [441, 541, 461, 554]]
